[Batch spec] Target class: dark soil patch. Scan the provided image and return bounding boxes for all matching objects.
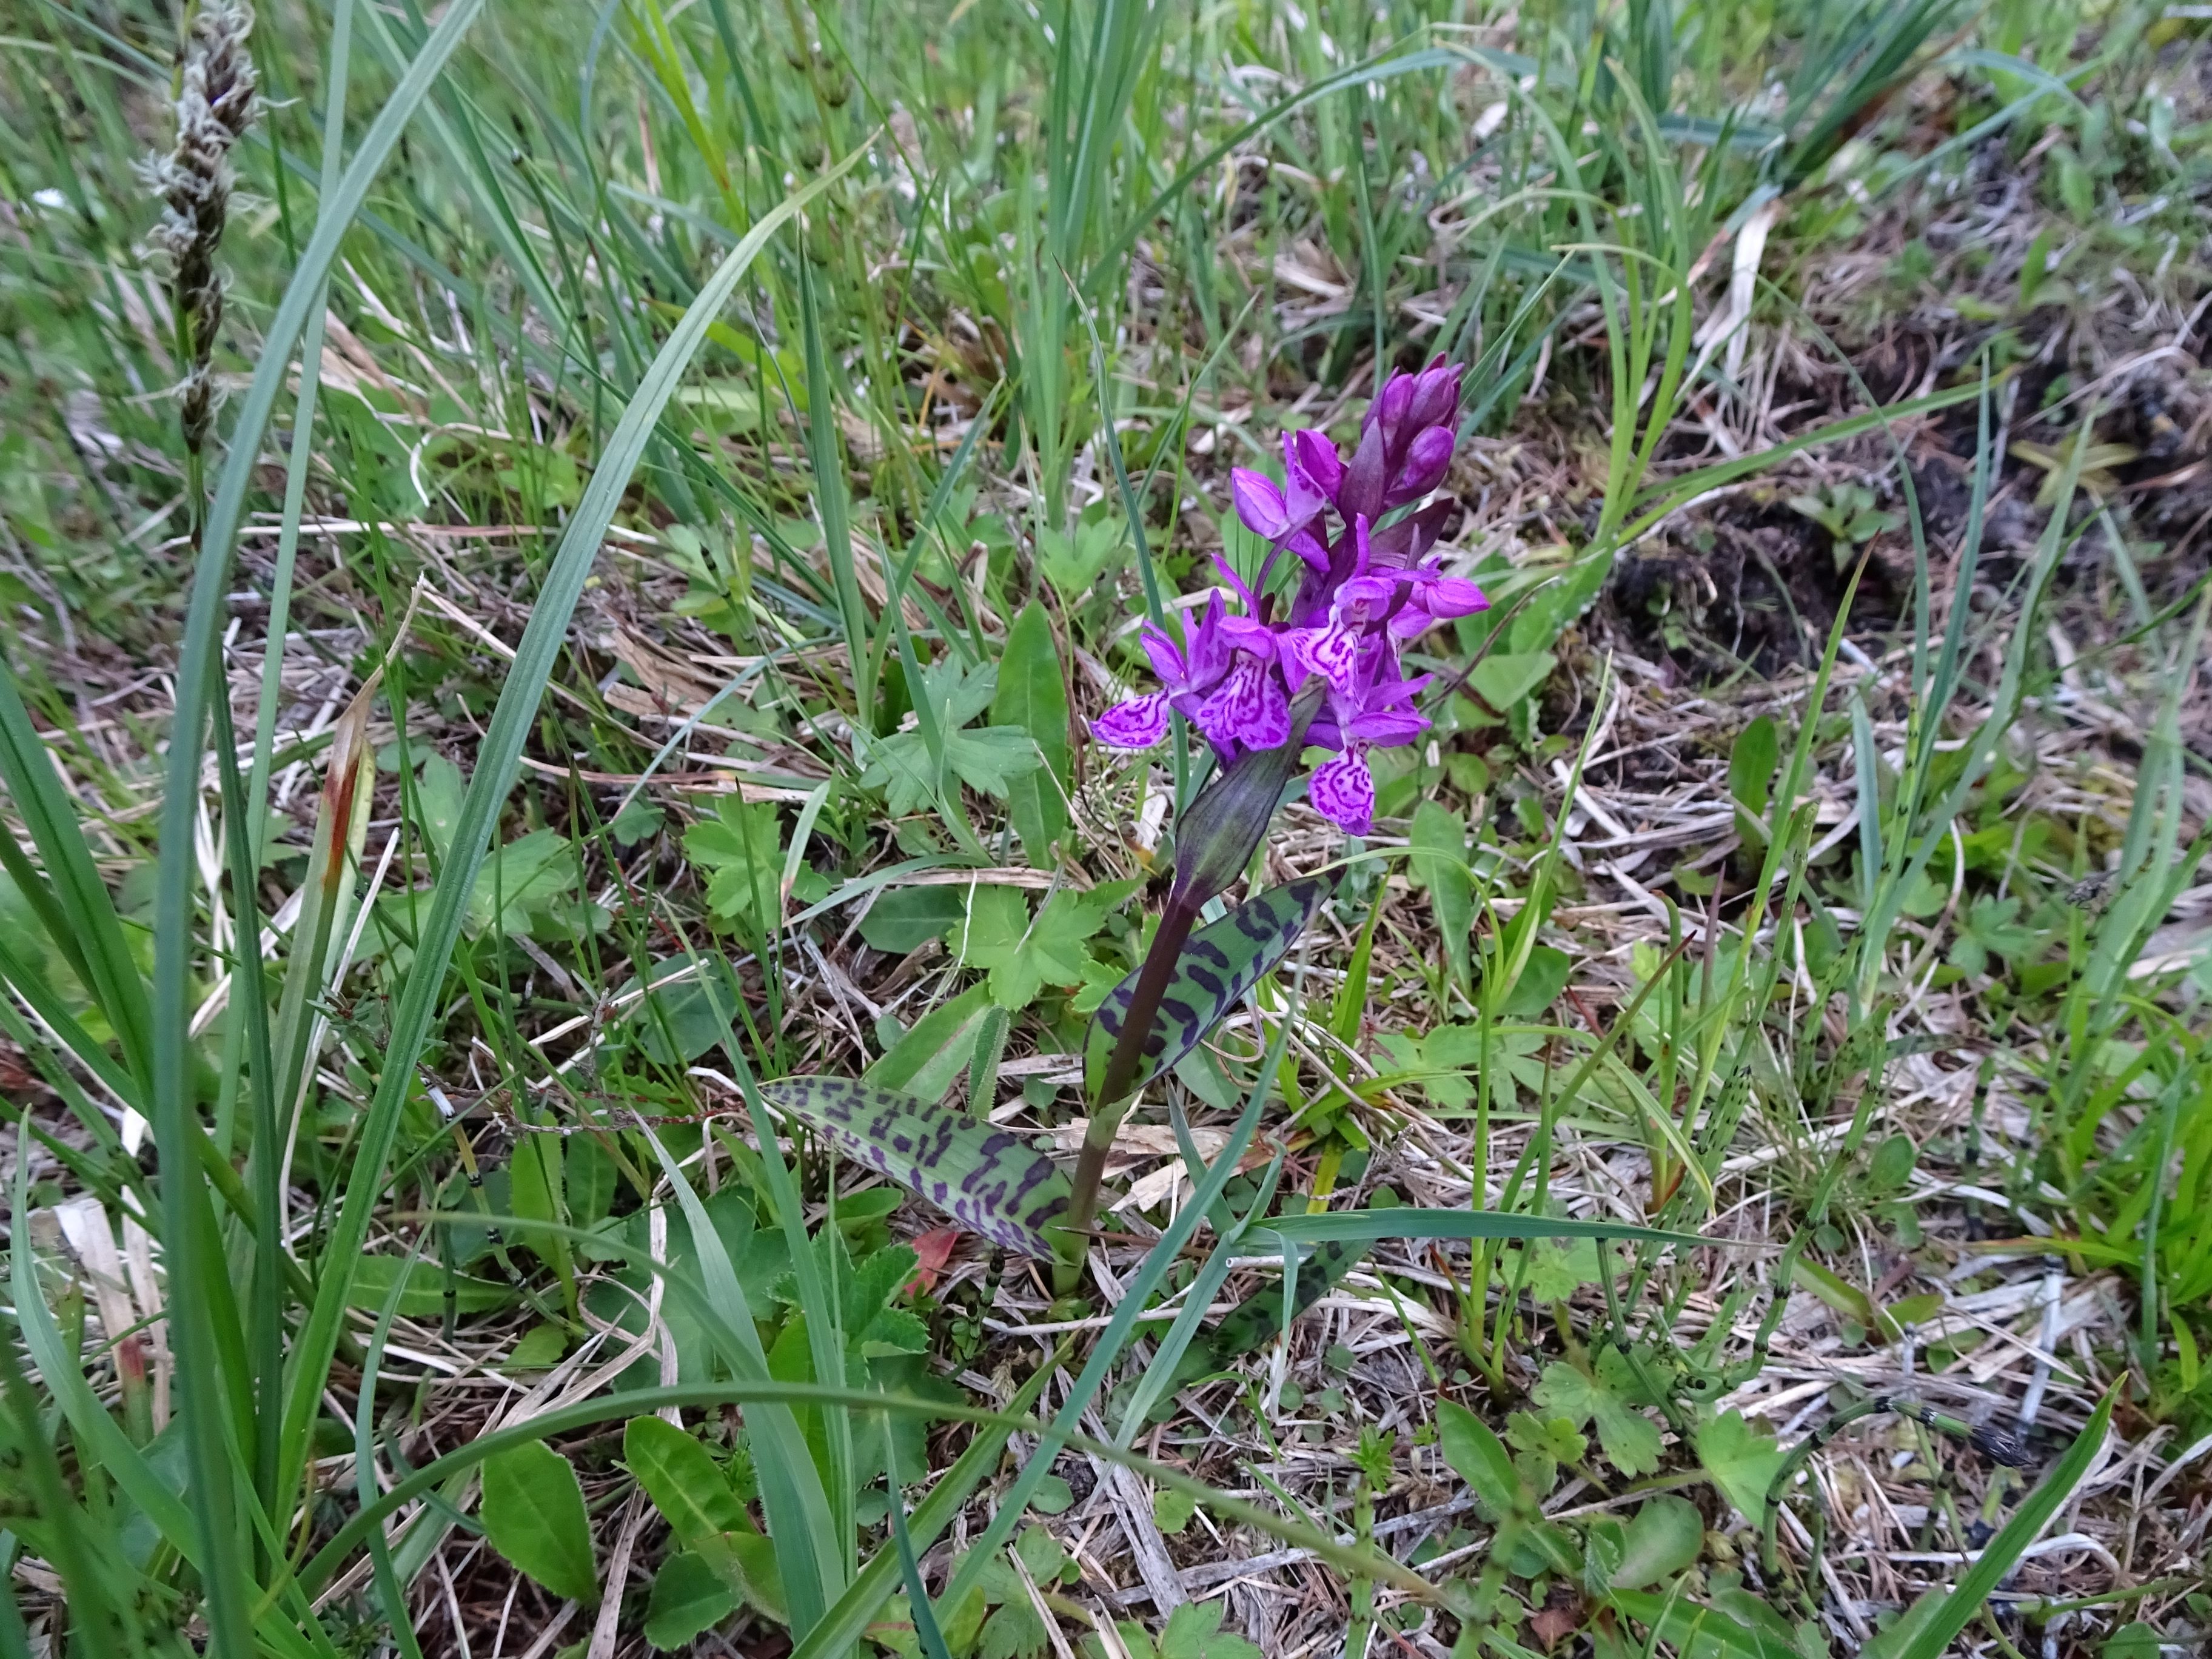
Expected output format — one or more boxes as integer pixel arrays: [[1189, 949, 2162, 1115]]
[[1604, 497, 1910, 680]]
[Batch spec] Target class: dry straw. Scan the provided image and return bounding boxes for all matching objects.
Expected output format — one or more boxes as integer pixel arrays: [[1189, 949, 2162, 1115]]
[[145, 1, 258, 461]]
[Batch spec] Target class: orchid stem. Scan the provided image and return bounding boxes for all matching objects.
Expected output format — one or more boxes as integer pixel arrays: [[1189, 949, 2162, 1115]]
[[1054, 897, 1198, 1292]]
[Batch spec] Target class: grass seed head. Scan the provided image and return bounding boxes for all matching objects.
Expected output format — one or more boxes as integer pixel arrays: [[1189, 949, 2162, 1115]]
[[144, 1, 258, 458]]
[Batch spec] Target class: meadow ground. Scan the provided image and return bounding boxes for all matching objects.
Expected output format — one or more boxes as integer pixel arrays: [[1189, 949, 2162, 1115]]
[[1, 2, 2210, 1657]]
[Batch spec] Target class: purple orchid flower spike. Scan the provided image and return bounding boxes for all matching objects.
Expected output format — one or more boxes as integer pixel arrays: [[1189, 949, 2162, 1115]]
[[1092, 356, 1481, 837]]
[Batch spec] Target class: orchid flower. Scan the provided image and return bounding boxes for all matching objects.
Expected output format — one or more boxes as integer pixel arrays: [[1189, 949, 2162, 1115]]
[[1088, 357, 1488, 835]]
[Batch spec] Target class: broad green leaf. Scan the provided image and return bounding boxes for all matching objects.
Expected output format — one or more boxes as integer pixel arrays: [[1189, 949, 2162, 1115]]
[[862, 662, 1041, 814], [956, 885, 1127, 1010], [686, 797, 784, 928], [758, 1076, 1073, 1257], [631, 959, 748, 1065], [1728, 714, 1780, 820], [418, 752, 465, 862], [1695, 1409, 1788, 1525], [1085, 876, 1334, 1105], [1409, 800, 1472, 990], [859, 886, 968, 954], [1532, 1358, 1663, 1477], [346, 1257, 514, 1316], [1158, 1600, 1262, 1659], [624, 1416, 749, 1551], [1153, 1489, 1196, 1534], [466, 828, 578, 939], [1033, 516, 1127, 602], [645, 1550, 738, 1650], [867, 980, 996, 1098], [993, 602, 1071, 866], [480, 1441, 597, 1603], [1609, 1495, 1703, 1589], [1495, 943, 1571, 1018], [1438, 1400, 1526, 1521], [717, 1530, 788, 1624], [1504, 1409, 1584, 1495], [1469, 650, 1555, 712], [1609, 1591, 1803, 1659], [1515, 1236, 1601, 1302]]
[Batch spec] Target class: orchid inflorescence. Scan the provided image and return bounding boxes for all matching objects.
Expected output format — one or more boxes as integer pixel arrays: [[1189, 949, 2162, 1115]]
[[1091, 358, 1487, 836]]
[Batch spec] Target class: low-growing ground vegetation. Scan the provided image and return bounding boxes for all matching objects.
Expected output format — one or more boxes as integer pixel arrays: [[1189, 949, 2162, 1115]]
[[1, 1, 2208, 1656]]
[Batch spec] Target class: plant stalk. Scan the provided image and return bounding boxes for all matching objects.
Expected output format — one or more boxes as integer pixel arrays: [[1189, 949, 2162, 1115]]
[[1055, 897, 1198, 1288]]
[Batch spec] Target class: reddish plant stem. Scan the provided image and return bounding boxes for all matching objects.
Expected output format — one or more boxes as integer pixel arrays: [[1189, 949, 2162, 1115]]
[[1054, 897, 1197, 1279]]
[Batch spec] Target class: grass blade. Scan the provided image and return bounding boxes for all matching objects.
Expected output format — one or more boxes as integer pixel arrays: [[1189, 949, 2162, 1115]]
[[1892, 1384, 2118, 1659], [277, 135, 871, 1530]]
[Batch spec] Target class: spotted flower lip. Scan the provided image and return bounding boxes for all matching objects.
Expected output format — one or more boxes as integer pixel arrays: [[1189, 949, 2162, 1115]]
[[1091, 358, 1483, 834]]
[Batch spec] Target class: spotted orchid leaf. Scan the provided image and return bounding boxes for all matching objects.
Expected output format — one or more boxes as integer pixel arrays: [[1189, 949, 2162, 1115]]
[[758, 1076, 1071, 1258], [1084, 876, 1335, 1107]]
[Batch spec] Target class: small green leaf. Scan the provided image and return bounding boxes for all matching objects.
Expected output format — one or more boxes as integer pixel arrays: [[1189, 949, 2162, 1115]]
[[866, 980, 996, 1095], [859, 886, 970, 954], [2100, 1624, 2162, 1659], [1505, 1410, 1586, 1465], [1531, 1359, 1662, 1477], [684, 798, 785, 927], [759, 1076, 1073, 1257], [625, 1416, 749, 1552], [994, 602, 1071, 866], [1728, 715, 1780, 820], [1153, 1487, 1196, 1534], [956, 885, 1126, 1011], [481, 1441, 598, 1603], [1158, 1600, 1262, 1659], [629, 958, 747, 1065], [1867, 1133, 1917, 1193], [714, 1530, 788, 1624], [1409, 800, 1472, 990], [1085, 876, 1334, 1105], [1468, 651, 1555, 712], [506, 1324, 568, 1372], [1497, 943, 1571, 1019], [1695, 1409, 1788, 1525], [645, 1551, 738, 1650], [1438, 1399, 1526, 1521], [466, 828, 578, 939], [1520, 1236, 1601, 1302], [1027, 1473, 1073, 1515], [417, 753, 464, 862], [1609, 1495, 1703, 1589], [1609, 1589, 1803, 1659], [345, 1257, 514, 1316]]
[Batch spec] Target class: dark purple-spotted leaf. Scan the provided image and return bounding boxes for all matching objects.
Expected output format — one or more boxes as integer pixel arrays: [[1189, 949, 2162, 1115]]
[[1084, 876, 1335, 1105], [757, 1076, 1071, 1258]]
